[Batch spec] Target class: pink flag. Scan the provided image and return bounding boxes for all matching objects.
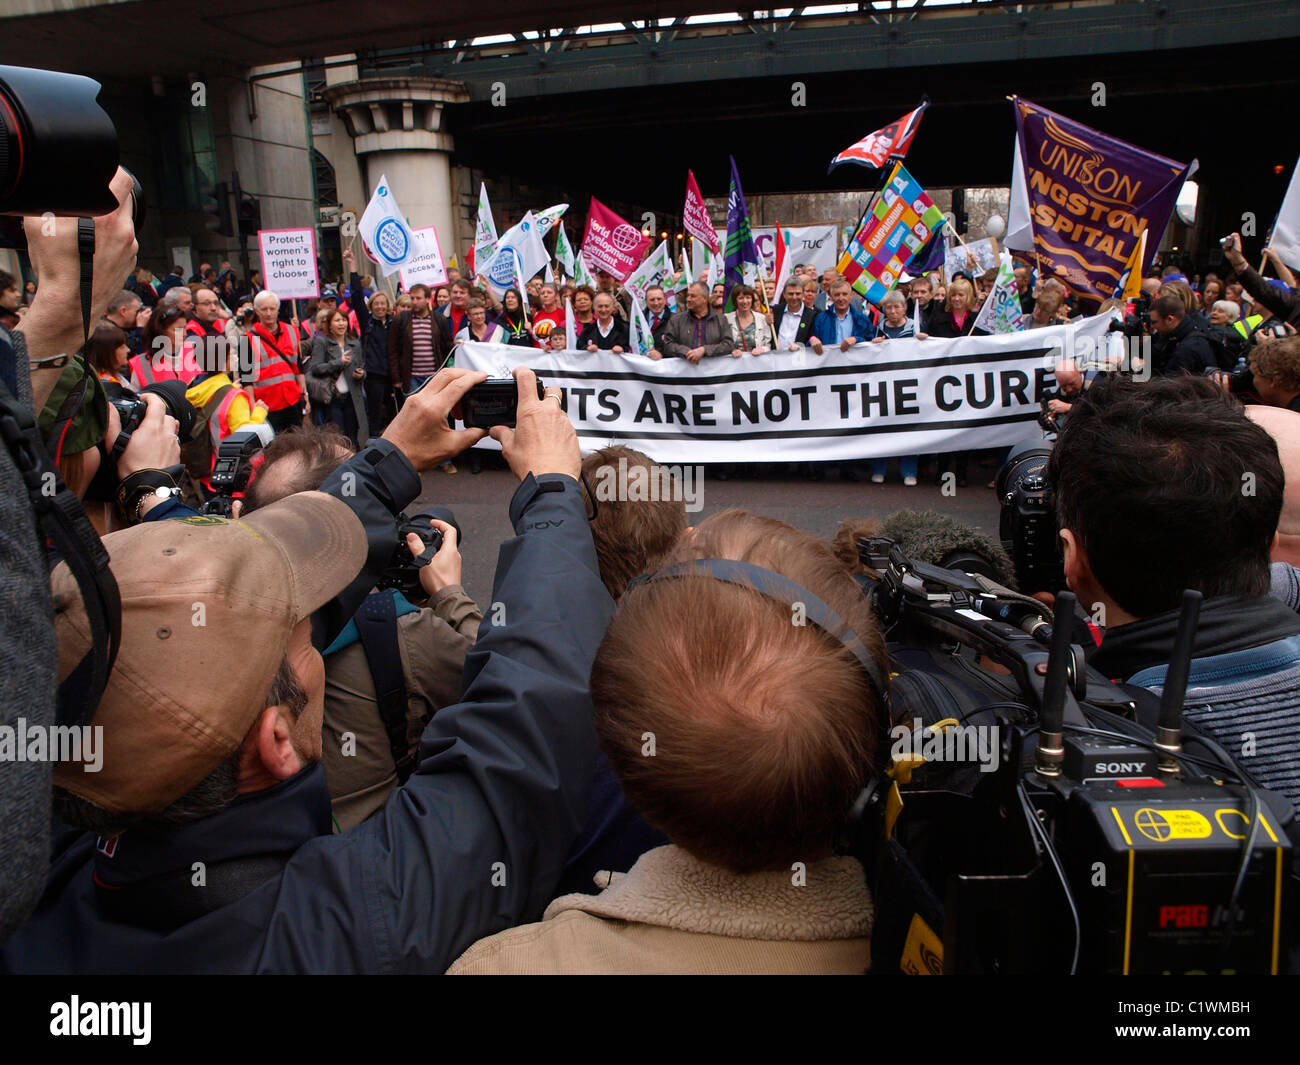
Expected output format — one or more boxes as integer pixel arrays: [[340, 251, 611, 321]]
[[828, 100, 929, 173], [581, 198, 651, 282], [683, 170, 720, 254]]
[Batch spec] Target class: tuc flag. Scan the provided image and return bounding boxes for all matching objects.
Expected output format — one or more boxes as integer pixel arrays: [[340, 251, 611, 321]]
[[1013, 96, 1191, 309], [581, 198, 650, 281], [683, 170, 721, 254], [829, 100, 929, 173], [837, 162, 946, 306]]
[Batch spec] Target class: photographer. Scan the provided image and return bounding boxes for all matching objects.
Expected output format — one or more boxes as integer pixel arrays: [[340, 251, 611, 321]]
[[1, 367, 619, 974], [240, 425, 482, 832], [1047, 375, 1300, 815], [450, 510, 886, 974], [1222, 232, 1300, 330], [1148, 293, 1221, 375]]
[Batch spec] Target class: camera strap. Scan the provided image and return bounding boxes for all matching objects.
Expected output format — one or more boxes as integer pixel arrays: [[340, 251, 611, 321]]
[[0, 376, 121, 729], [354, 591, 415, 784], [78, 217, 95, 349]]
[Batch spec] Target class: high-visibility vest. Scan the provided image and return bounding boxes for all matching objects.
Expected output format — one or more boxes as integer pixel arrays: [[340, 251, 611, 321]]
[[185, 318, 227, 374], [1234, 314, 1264, 341], [247, 323, 303, 411], [127, 348, 200, 387]]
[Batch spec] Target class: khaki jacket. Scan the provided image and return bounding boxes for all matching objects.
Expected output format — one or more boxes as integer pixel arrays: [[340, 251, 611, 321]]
[[323, 586, 481, 831], [447, 845, 873, 974]]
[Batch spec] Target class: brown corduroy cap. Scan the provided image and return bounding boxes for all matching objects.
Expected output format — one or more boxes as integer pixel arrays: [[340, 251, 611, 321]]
[[50, 491, 367, 814]]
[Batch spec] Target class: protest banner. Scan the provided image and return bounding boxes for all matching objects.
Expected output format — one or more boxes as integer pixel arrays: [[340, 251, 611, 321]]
[[944, 236, 998, 281], [398, 226, 448, 289], [455, 313, 1117, 463], [753, 224, 839, 275], [1011, 96, 1191, 308], [723, 156, 760, 309], [257, 227, 318, 300], [582, 198, 650, 281]]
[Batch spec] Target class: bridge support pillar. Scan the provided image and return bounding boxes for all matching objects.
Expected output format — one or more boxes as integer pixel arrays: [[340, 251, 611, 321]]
[[321, 76, 470, 270]]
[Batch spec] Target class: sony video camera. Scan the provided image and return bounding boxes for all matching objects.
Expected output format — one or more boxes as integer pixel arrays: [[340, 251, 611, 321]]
[[848, 536, 1295, 975]]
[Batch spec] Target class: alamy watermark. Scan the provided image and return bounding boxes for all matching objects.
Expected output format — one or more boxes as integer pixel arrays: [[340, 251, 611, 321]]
[[890, 718, 1001, 774], [0, 718, 103, 772], [589, 456, 704, 513]]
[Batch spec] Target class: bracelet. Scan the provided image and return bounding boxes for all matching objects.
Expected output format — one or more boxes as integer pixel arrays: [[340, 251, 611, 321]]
[[116, 468, 177, 524]]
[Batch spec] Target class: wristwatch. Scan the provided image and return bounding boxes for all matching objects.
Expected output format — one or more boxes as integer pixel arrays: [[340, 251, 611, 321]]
[[116, 468, 180, 524], [132, 484, 180, 522]]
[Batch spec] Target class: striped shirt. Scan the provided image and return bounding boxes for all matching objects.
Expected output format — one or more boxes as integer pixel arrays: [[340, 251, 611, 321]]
[[410, 313, 436, 377]]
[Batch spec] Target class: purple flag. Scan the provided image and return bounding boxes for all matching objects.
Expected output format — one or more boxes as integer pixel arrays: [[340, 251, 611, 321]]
[[723, 156, 759, 312], [1013, 96, 1190, 309]]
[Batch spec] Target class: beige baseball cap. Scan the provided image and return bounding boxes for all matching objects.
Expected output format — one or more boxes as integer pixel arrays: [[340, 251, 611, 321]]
[[50, 491, 367, 814]]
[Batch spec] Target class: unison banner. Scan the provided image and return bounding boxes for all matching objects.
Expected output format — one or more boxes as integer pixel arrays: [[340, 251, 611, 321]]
[[455, 314, 1116, 463], [1013, 97, 1190, 309]]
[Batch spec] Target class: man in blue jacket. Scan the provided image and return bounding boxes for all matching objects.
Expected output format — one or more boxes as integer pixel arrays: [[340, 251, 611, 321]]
[[811, 279, 875, 354], [2, 367, 613, 973]]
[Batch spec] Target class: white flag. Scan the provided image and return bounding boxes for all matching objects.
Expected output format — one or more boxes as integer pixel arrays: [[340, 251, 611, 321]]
[[475, 183, 498, 270], [574, 248, 596, 288], [623, 240, 673, 303], [972, 250, 1026, 335], [555, 222, 575, 278], [628, 296, 654, 358], [534, 203, 569, 238], [481, 212, 550, 299], [359, 174, 415, 277], [564, 296, 577, 350], [545, 262, 555, 285], [1268, 154, 1300, 272]]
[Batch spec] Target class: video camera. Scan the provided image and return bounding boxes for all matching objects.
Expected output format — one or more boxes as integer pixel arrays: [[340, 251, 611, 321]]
[[848, 536, 1295, 974]]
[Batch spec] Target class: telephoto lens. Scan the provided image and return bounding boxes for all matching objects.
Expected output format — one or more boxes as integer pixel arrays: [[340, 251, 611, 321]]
[[0, 65, 119, 216]]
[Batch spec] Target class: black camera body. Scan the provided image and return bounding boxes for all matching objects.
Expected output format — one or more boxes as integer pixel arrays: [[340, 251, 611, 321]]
[[850, 538, 1295, 974], [199, 429, 265, 516], [995, 436, 1065, 596], [460, 378, 546, 429], [378, 507, 463, 601]]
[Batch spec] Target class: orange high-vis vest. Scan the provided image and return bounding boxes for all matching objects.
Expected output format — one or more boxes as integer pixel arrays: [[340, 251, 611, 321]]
[[247, 322, 303, 411]]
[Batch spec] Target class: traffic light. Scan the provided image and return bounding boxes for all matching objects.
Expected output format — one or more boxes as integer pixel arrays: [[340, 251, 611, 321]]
[[237, 192, 261, 235], [202, 180, 234, 237]]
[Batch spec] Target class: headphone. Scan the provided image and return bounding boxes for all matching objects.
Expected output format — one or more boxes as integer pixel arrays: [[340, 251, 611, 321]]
[[623, 558, 889, 706]]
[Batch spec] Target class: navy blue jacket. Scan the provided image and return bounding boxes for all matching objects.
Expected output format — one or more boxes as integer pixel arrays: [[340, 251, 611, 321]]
[[1, 473, 614, 973], [813, 305, 876, 345]]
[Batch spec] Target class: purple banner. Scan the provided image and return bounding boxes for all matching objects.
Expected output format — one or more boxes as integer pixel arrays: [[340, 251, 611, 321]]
[[1014, 97, 1190, 309]]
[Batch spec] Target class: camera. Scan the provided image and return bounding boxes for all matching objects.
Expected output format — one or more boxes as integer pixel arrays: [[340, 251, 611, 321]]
[[849, 538, 1296, 974], [1220, 234, 1239, 251], [199, 429, 267, 516], [460, 378, 547, 429], [378, 507, 463, 601], [81, 379, 198, 505], [995, 436, 1065, 595]]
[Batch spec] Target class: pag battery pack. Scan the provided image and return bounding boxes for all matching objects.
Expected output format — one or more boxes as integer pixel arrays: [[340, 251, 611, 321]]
[[1060, 782, 1291, 974]]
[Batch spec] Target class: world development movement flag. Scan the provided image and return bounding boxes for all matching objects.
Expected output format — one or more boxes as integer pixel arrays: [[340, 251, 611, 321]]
[[837, 162, 946, 306], [723, 155, 760, 312]]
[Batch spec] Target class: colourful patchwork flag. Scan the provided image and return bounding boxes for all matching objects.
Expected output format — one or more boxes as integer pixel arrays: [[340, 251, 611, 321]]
[[837, 162, 946, 306]]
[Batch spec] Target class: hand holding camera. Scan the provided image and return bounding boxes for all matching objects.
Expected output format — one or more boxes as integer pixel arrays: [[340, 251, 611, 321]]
[[489, 366, 580, 483], [381, 366, 488, 471]]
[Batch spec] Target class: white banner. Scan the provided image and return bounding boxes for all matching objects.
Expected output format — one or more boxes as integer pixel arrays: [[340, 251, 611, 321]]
[[753, 224, 839, 275], [945, 237, 999, 281], [398, 226, 447, 289], [455, 314, 1116, 463], [257, 228, 319, 300]]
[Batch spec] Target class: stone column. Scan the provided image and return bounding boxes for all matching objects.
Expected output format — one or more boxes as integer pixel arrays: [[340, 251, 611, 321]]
[[321, 76, 469, 266]]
